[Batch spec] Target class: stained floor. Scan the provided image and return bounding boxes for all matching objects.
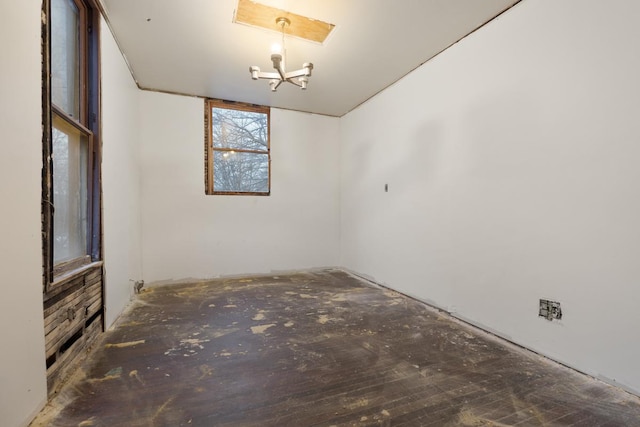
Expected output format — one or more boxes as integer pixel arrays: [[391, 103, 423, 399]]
[[32, 269, 640, 426]]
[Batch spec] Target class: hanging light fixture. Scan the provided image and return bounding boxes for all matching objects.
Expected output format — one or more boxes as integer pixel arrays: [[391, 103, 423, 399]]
[[249, 17, 313, 92]]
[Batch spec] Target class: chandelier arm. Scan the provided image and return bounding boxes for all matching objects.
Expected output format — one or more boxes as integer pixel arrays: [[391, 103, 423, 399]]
[[274, 62, 286, 80], [285, 78, 302, 88], [253, 71, 281, 80], [284, 68, 312, 79]]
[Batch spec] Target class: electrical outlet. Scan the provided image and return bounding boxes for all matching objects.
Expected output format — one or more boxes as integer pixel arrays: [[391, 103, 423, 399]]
[[539, 299, 562, 321]]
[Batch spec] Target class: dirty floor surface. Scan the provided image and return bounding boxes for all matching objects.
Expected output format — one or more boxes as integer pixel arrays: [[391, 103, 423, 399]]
[[32, 270, 640, 426]]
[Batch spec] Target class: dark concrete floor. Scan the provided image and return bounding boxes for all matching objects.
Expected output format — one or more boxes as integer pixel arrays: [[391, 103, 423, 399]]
[[32, 269, 640, 426]]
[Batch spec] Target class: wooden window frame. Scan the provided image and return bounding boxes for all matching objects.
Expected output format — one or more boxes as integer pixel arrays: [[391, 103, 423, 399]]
[[43, 0, 102, 290], [205, 99, 271, 196]]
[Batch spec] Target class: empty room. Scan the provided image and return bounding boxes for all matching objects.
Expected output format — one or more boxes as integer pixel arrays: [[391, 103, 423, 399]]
[[2, 0, 640, 426]]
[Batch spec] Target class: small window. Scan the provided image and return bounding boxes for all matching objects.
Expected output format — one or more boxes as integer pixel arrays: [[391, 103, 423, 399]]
[[205, 100, 270, 195]]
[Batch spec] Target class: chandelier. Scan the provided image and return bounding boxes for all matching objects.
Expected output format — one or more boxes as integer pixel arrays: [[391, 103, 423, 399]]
[[249, 17, 314, 92]]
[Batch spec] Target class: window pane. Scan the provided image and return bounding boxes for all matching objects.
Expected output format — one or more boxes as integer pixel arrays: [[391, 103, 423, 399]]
[[212, 107, 268, 151], [213, 151, 269, 193], [51, 0, 80, 119], [52, 115, 88, 263]]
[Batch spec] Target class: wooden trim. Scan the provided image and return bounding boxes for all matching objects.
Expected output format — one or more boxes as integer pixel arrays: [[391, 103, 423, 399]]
[[77, 0, 88, 125], [49, 261, 103, 294], [52, 255, 92, 278], [211, 191, 270, 196], [87, 0, 102, 263], [42, 0, 54, 287], [205, 101, 213, 194], [52, 104, 93, 136], [213, 147, 268, 155], [208, 98, 270, 114], [267, 103, 271, 195]]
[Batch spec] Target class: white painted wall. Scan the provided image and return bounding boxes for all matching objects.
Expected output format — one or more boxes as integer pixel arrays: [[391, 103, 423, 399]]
[[0, 7, 144, 425], [4, 1, 639, 425], [0, 1, 48, 426], [139, 91, 340, 282], [340, 0, 640, 394], [101, 18, 143, 328]]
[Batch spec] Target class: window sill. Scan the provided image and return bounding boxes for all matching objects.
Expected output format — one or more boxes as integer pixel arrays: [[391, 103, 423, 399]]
[[50, 260, 103, 289]]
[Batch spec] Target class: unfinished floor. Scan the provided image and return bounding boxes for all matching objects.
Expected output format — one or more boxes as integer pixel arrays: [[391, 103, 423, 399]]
[[32, 269, 640, 426]]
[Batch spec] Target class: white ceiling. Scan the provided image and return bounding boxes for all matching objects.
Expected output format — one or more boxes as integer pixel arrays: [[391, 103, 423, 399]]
[[101, 0, 520, 117]]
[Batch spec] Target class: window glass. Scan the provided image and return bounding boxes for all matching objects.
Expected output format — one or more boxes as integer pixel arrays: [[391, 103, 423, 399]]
[[52, 115, 88, 264], [51, 0, 80, 119], [213, 151, 269, 193], [212, 107, 268, 151]]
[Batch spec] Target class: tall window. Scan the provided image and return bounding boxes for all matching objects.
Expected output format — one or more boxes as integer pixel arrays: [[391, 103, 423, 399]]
[[45, 0, 100, 281], [205, 100, 270, 195]]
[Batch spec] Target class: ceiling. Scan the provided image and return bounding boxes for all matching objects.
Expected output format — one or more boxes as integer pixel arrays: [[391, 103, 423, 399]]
[[100, 0, 520, 117]]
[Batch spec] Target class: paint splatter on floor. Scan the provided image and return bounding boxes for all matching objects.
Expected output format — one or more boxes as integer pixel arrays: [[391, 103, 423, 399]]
[[250, 323, 276, 334], [104, 339, 145, 348], [30, 269, 640, 427]]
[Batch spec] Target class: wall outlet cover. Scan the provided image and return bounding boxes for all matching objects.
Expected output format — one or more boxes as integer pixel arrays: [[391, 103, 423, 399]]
[[539, 299, 562, 321]]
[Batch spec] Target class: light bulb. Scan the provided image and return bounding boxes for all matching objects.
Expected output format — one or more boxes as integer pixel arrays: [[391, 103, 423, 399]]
[[271, 43, 282, 55]]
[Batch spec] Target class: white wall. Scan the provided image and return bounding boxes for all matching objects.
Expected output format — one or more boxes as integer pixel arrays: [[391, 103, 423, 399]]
[[139, 91, 340, 282], [101, 18, 143, 328], [3, 2, 638, 425], [340, 0, 640, 395], [0, 1, 48, 426]]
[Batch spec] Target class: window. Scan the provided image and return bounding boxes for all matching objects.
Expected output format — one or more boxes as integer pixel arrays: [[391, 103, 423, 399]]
[[205, 100, 270, 195], [52, 115, 89, 264], [44, 0, 101, 281]]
